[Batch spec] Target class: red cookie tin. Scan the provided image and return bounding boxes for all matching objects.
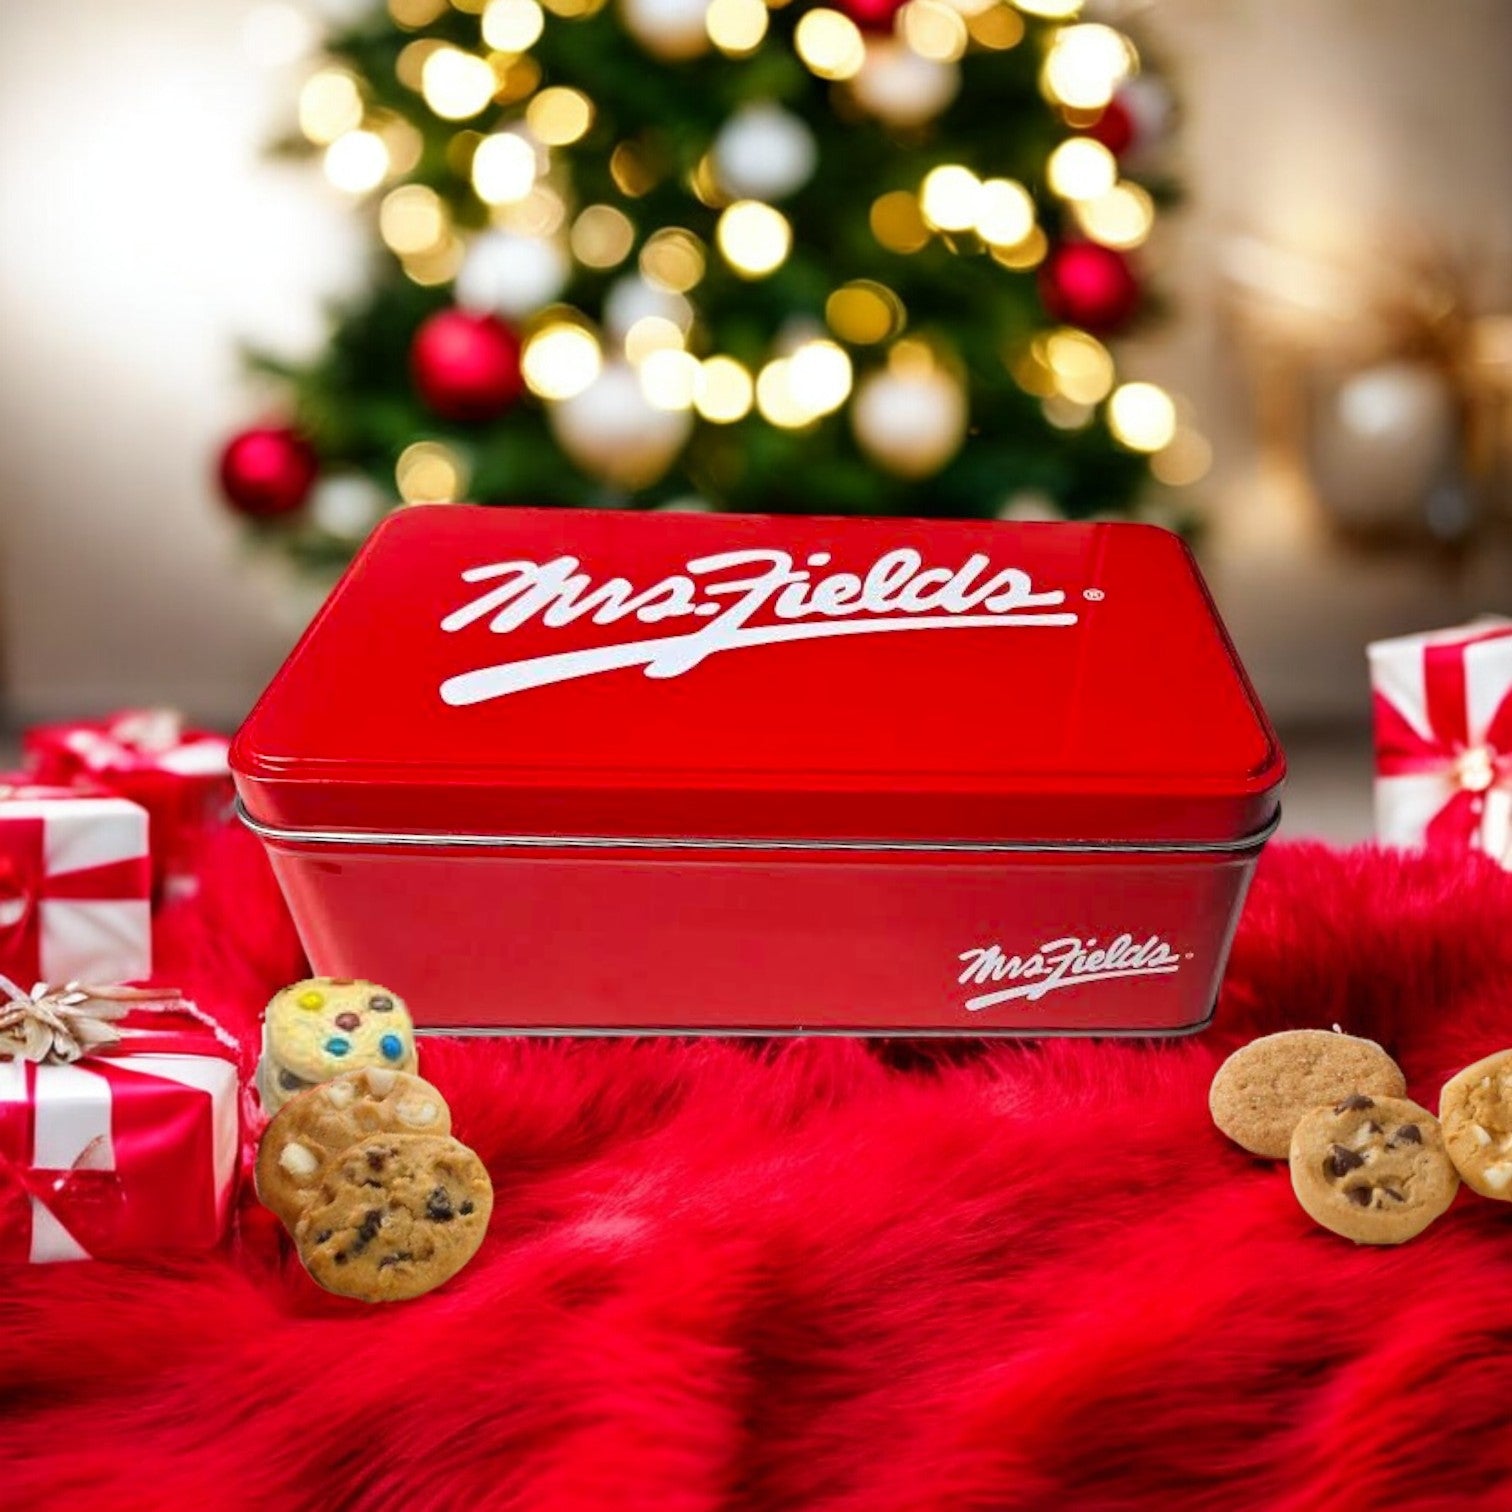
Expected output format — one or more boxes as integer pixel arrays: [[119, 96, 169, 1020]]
[[231, 506, 1284, 1035]]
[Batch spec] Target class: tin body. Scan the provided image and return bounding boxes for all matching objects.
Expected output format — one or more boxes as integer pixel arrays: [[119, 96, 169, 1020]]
[[232, 507, 1284, 1034]]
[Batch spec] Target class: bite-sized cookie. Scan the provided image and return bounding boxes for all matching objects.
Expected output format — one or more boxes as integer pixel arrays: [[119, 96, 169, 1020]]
[[294, 1133, 493, 1303], [1289, 1094, 1458, 1245], [263, 978, 418, 1088], [1439, 1050, 1512, 1199], [1210, 1029, 1407, 1158], [255, 1068, 453, 1231]]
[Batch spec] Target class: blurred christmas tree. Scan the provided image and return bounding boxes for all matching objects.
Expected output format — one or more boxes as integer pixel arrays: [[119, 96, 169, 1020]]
[[220, 0, 1202, 568]]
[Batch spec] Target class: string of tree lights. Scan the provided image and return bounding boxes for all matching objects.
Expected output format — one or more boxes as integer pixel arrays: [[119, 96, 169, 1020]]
[[219, 0, 1209, 566]]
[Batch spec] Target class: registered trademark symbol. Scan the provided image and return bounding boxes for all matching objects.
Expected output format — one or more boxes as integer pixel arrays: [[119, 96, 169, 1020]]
[[1083, 589, 1104, 601]]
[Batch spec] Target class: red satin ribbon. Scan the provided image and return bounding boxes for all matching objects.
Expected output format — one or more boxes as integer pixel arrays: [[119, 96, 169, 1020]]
[[0, 814, 151, 982], [1374, 633, 1512, 852]]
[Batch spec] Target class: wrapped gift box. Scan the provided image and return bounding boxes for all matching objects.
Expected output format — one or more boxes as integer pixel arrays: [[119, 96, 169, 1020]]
[[1369, 618, 1512, 867], [0, 781, 151, 985], [25, 711, 233, 902], [0, 996, 241, 1262]]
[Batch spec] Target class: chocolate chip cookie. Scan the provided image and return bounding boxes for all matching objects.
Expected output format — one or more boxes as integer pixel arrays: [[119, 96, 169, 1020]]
[[294, 1133, 493, 1302], [1289, 1094, 1458, 1244], [1209, 1029, 1407, 1158], [255, 1068, 453, 1231], [1439, 1049, 1512, 1199]]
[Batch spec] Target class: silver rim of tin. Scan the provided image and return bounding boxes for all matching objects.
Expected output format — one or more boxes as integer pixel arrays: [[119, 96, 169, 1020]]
[[233, 798, 1282, 857]]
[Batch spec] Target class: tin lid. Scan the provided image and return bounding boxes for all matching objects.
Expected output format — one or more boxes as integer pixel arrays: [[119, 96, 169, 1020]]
[[232, 507, 1283, 846]]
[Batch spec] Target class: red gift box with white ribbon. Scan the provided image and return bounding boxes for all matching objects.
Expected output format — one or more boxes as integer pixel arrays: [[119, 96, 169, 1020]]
[[1369, 618, 1512, 868], [0, 781, 152, 986], [25, 711, 233, 902], [0, 987, 241, 1263]]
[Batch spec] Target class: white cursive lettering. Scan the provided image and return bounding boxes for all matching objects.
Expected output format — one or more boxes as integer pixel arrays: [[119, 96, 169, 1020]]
[[439, 548, 1079, 704], [957, 934, 1184, 1011]]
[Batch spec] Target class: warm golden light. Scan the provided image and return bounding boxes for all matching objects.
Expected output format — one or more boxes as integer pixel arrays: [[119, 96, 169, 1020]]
[[639, 228, 706, 292], [522, 322, 603, 400], [870, 191, 930, 254], [1151, 429, 1212, 485], [826, 281, 905, 345], [299, 69, 363, 145], [396, 39, 444, 91], [373, 113, 425, 176], [967, 5, 1023, 48], [389, 0, 448, 28], [1043, 394, 1092, 430], [974, 178, 1035, 247], [695, 356, 754, 422], [471, 132, 538, 204], [919, 164, 981, 232], [624, 315, 685, 365], [900, 0, 968, 63], [396, 441, 467, 503], [323, 131, 390, 193], [526, 87, 593, 145], [1044, 327, 1114, 404], [716, 201, 792, 278], [1046, 136, 1117, 200], [1041, 23, 1134, 110], [1013, 0, 1079, 16], [380, 185, 448, 255], [989, 225, 1047, 268], [542, 0, 605, 16], [1107, 381, 1177, 452], [706, 0, 769, 54], [401, 234, 465, 286], [1073, 181, 1155, 248], [610, 141, 660, 197], [482, 0, 545, 50], [755, 359, 813, 428], [498, 184, 566, 236], [571, 204, 635, 267], [638, 348, 702, 410], [794, 9, 866, 80], [787, 340, 853, 416], [421, 47, 498, 120]]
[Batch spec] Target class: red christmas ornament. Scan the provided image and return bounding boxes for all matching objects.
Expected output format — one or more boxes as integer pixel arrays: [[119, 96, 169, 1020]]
[[1038, 243, 1141, 334], [841, 0, 905, 31], [411, 309, 523, 423], [1084, 95, 1136, 157], [217, 426, 318, 519]]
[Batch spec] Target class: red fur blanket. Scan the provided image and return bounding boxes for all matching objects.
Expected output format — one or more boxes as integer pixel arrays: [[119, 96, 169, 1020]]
[[9, 831, 1512, 1509]]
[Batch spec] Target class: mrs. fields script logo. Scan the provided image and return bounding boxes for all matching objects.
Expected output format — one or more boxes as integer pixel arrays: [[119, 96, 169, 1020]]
[[957, 934, 1186, 1012], [438, 547, 1080, 704]]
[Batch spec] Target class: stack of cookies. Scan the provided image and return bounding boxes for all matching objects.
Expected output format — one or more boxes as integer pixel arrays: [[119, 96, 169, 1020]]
[[257, 1065, 493, 1301], [256, 978, 421, 1115], [1212, 1030, 1512, 1245]]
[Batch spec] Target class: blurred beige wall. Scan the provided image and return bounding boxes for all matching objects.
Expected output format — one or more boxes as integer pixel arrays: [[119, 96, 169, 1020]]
[[0, 0, 1508, 730]]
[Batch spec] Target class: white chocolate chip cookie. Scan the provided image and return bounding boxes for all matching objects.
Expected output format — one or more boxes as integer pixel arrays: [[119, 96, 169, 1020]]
[[255, 1067, 452, 1231], [1439, 1050, 1512, 1199]]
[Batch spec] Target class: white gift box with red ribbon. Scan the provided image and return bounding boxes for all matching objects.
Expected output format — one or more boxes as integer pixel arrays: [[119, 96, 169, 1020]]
[[0, 786, 152, 984], [1369, 618, 1512, 868], [0, 1009, 240, 1263]]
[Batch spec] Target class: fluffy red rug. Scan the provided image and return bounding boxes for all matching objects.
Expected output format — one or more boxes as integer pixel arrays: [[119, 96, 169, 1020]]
[[8, 830, 1512, 1510]]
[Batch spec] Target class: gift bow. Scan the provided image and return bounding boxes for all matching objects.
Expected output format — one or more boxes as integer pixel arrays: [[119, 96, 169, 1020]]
[[1375, 634, 1512, 859], [0, 977, 184, 1064]]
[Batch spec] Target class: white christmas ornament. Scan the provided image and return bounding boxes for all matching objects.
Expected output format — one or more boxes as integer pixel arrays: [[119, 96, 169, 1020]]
[[456, 232, 569, 319], [713, 105, 818, 201], [1310, 361, 1456, 529], [311, 474, 390, 539], [1116, 75, 1173, 163], [603, 276, 694, 339], [549, 362, 693, 489], [851, 365, 968, 478], [850, 40, 959, 128], [619, 0, 711, 60]]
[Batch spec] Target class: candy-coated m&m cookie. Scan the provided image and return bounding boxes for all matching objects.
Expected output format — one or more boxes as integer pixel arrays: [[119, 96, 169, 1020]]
[[263, 978, 419, 1090]]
